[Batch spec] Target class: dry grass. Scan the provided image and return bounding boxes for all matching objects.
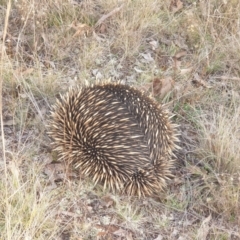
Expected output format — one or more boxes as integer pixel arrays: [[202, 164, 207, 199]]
[[0, 159, 59, 239], [1, 0, 240, 239], [197, 104, 240, 174]]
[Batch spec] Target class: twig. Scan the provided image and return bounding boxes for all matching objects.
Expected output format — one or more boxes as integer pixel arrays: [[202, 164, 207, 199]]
[[95, 4, 124, 27], [211, 76, 240, 81], [1, 0, 11, 235]]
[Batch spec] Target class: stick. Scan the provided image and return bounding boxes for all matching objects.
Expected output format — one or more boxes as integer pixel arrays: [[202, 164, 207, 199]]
[[95, 4, 124, 27]]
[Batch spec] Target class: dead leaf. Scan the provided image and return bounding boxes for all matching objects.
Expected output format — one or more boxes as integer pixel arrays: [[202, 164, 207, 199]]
[[173, 58, 182, 70], [3, 119, 15, 126], [160, 36, 172, 46], [174, 38, 188, 50], [97, 231, 107, 237], [41, 32, 50, 47], [21, 68, 34, 76], [141, 52, 154, 62], [192, 73, 212, 88], [43, 60, 56, 69], [173, 52, 188, 71], [153, 234, 163, 240], [126, 232, 133, 240], [113, 228, 131, 238], [98, 23, 107, 34], [170, 0, 183, 13], [70, 21, 92, 38], [19, 93, 27, 98], [96, 224, 120, 234], [14, 67, 34, 76], [101, 195, 115, 208], [152, 78, 162, 96], [152, 77, 174, 98], [92, 69, 103, 80], [179, 67, 193, 75], [175, 50, 187, 59], [197, 215, 212, 240], [134, 67, 144, 73], [43, 163, 76, 187], [61, 211, 79, 218], [149, 40, 159, 50]]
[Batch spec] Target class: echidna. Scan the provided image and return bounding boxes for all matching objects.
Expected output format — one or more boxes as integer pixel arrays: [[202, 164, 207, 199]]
[[48, 82, 179, 196]]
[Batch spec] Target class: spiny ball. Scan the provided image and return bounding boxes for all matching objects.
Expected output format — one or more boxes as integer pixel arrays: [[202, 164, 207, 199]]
[[48, 82, 179, 196]]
